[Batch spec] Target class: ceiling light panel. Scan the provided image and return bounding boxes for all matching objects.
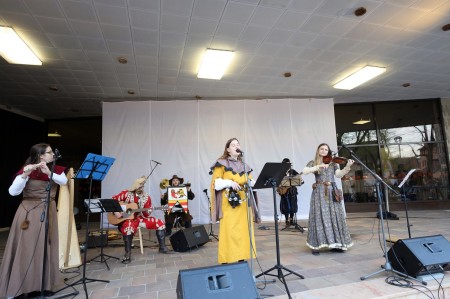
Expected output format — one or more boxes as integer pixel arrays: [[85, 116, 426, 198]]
[[334, 65, 386, 90], [0, 26, 42, 65]]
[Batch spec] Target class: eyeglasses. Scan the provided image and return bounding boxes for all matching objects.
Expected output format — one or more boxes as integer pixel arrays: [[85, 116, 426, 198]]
[[45, 150, 54, 154]]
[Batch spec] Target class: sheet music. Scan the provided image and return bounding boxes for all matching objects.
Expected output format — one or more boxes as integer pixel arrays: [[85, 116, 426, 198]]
[[84, 198, 102, 213], [398, 169, 416, 188]]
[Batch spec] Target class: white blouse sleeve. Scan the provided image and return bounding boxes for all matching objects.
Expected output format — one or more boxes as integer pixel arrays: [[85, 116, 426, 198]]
[[52, 172, 68, 186], [214, 178, 233, 191], [9, 176, 29, 196], [335, 165, 351, 178], [302, 165, 320, 175]]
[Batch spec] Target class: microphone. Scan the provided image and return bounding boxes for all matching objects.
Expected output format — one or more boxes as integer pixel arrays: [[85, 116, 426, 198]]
[[203, 189, 208, 193], [152, 159, 162, 165], [330, 150, 338, 156], [54, 148, 62, 160], [236, 148, 244, 155]]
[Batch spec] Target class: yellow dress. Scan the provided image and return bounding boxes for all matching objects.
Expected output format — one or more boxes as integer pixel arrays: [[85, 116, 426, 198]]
[[210, 159, 256, 264]]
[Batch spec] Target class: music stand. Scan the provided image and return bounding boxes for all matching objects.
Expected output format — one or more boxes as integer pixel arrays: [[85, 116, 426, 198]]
[[85, 199, 123, 269], [60, 153, 115, 299], [279, 175, 305, 233], [254, 163, 304, 299]]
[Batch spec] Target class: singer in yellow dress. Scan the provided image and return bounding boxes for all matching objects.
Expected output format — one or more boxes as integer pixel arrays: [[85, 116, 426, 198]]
[[210, 138, 258, 264]]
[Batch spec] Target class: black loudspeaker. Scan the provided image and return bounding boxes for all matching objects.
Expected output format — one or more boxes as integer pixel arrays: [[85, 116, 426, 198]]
[[388, 234, 450, 277], [176, 262, 259, 299], [170, 225, 209, 252], [87, 230, 108, 248]]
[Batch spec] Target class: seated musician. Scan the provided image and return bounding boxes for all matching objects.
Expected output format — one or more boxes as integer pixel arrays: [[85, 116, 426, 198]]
[[161, 175, 195, 235], [112, 176, 170, 264]]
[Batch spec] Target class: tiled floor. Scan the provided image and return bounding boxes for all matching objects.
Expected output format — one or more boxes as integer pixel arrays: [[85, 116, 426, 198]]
[[1, 209, 450, 299]]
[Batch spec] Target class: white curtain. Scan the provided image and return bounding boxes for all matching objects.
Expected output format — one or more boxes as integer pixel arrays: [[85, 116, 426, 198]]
[[102, 98, 338, 224]]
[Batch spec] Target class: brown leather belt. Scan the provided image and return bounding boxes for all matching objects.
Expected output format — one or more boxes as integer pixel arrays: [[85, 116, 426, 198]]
[[312, 181, 332, 196], [312, 181, 332, 188]]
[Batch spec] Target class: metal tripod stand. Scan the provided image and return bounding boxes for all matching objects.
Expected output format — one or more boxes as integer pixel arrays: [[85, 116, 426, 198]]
[[278, 173, 305, 233], [87, 199, 121, 270], [57, 153, 115, 299], [253, 163, 304, 299], [339, 145, 425, 284], [281, 213, 304, 233], [203, 189, 218, 241]]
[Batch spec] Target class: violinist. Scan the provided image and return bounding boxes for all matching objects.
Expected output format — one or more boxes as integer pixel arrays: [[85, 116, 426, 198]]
[[302, 143, 354, 256]]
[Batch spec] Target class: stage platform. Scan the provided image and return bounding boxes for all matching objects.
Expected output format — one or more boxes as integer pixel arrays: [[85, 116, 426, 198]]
[[1, 210, 450, 299]]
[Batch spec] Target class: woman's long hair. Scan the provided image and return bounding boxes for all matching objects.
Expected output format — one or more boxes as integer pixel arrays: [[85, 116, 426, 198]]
[[314, 143, 330, 166], [219, 137, 242, 161], [23, 143, 50, 166]]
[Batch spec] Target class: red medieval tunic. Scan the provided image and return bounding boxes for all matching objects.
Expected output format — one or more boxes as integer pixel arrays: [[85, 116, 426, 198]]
[[112, 190, 165, 235]]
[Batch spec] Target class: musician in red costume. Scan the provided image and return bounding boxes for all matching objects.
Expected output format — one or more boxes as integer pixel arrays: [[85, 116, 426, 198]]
[[112, 176, 170, 264]]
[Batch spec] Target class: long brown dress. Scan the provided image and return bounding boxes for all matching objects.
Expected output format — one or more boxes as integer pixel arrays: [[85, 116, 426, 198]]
[[0, 167, 65, 298]]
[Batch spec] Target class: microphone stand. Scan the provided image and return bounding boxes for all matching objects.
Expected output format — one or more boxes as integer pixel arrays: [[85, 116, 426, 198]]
[[39, 153, 78, 299], [398, 169, 417, 239], [203, 189, 218, 241], [340, 145, 424, 284], [240, 151, 264, 299]]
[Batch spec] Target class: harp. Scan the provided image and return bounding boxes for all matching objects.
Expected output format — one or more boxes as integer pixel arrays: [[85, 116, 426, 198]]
[[57, 167, 82, 270]]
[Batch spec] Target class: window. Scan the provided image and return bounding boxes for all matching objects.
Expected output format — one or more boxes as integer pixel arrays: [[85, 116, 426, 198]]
[[335, 99, 448, 205]]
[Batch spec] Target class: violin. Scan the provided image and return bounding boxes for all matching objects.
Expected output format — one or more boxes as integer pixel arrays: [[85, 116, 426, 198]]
[[323, 154, 348, 165]]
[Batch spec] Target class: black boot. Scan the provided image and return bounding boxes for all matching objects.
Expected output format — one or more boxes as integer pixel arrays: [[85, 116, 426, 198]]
[[165, 223, 173, 236], [122, 235, 133, 264], [156, 229, 170, 253]]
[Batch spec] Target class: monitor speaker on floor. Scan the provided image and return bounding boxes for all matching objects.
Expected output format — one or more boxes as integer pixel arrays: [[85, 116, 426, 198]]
[[176, 262, 259, 299], [170, 225, 209, 252], [388, 234, 450, 277]]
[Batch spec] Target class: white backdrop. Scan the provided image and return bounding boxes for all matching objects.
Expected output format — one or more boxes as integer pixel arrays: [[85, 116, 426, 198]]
[[101, 98, 339, 224]]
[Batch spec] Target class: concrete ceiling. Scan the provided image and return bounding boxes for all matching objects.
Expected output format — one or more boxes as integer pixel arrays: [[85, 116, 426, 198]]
[[1, 0, 450, 120]]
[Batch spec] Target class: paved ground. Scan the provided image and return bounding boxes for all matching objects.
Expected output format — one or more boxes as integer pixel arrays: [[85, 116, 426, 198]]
[[1, 209, 450, 298]]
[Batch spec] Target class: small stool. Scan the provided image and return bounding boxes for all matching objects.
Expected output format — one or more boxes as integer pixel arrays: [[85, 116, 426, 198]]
[[133, 226, 144, 254]]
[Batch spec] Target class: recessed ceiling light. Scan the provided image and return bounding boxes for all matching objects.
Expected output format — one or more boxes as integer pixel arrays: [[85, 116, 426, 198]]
[[352, 118, 371, 125], [0, 26, 42, 65], [284, 72, 292, 78], [333, 65, 386, 90], [402, 83, 411, 87], [48, 131, 62, 137], [197, 49, 234, 80], [48, 86, 58, 91], [128, 90, 135, 95], [118, 56, 128, 64], [354, 7, 367, 17]]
